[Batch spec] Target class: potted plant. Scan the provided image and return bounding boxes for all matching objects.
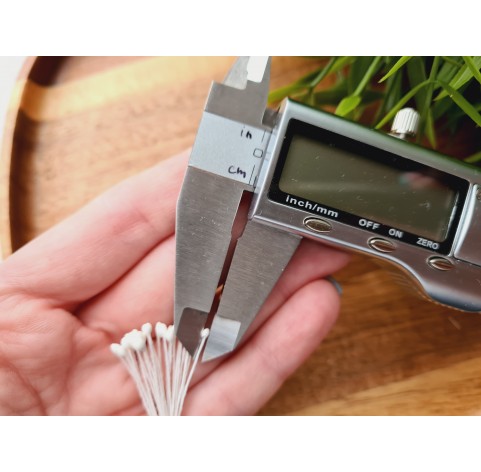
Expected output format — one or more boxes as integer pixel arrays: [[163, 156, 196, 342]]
[[269, 56, 481, 162]]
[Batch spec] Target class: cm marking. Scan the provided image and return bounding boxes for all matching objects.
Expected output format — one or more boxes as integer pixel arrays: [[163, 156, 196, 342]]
[[228, 165, 247, 179]]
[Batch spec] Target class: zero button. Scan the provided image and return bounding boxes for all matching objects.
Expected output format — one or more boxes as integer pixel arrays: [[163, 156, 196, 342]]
[[428, 257, 454, 271]]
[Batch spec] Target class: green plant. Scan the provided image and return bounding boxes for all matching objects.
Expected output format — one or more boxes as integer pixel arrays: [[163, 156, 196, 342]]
[[269, 57, 481, 163]]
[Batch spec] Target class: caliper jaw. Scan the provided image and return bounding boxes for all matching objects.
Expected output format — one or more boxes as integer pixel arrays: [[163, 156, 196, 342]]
[[175, 169, 248, 355], [202, 221, 301, 361], [206, 56, 271, 129]]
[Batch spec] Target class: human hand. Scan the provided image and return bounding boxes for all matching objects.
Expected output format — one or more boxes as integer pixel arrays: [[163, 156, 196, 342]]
[[0, 151, 349, 415]]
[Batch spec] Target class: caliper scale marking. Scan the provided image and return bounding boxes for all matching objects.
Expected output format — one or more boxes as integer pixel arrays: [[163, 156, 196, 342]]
[[189, 112, 267, 187]]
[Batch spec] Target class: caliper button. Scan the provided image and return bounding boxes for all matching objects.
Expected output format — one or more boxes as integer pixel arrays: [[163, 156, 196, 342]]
[[428, 256, 454, 271], [303, 217, 332, 233], [368, 237, 395, 253]]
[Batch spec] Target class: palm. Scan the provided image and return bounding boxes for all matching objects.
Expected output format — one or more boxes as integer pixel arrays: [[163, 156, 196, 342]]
[[0, 310, 133, 415], [0, 152, 348, 415]]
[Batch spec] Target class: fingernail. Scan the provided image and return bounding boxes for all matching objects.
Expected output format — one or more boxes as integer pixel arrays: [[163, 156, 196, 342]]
[[326, 276, 343, 296]]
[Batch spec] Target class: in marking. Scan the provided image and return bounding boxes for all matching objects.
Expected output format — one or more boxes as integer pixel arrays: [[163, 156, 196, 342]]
[[240, 128, 252, 139]]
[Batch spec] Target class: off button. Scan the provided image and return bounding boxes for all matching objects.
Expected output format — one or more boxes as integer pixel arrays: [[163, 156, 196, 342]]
[[368, 237, 396, 253]]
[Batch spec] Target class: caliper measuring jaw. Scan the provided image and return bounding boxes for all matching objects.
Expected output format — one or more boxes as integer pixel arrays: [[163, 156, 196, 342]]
[[175, 57, 301, 360]]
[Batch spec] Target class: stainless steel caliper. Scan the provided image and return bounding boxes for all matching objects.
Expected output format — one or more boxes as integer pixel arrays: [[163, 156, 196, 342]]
[[175, 56, 481, 362]]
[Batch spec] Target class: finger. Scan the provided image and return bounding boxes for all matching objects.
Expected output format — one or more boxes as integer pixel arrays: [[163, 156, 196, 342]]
[[0, 151, 188, 306], [77, 236, 347, 347], [192, 240, 349, 382], [243, 240, 348, 335], [183, 279, 340, 415], [76, 236, 175, 339]]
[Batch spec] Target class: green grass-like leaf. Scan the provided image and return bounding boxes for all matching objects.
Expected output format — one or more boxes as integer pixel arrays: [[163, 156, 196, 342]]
[[376, 79, 432, 129], [374, 71, 402, 123], [336, 57, 382, 117], [436, 80, 481, 127], [465, 151, 481, 164], [436, 57, 481, 100], [420, 57, 441, 147], [308, 56, 355, 90], [438, 57, 462, 82], [268, 68, 322, 103], [335, 95, 362, 116], [425, 112, 437, 148], [272, 57, 481, 162], [348, 57, 370, 93], [463, 56, 481, 86], [353, 56, 382, 96], [379, 56, 412, 83]]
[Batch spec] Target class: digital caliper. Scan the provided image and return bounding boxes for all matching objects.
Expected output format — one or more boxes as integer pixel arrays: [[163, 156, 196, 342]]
[[174, 56, 481, 361]]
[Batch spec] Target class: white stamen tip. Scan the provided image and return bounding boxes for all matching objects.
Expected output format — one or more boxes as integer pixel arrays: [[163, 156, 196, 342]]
[[165, 325, 175, 342], [155, 322, 167, 338], [141, 322, 152, 336], [123, 330, 147, 351], [110, 343, 126, 358], [120, 334, 130, 348], [111, 321, 204, 416]]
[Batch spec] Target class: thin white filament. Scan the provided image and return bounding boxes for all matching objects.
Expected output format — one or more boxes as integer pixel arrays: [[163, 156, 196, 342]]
[[111, 323, 209, 416]]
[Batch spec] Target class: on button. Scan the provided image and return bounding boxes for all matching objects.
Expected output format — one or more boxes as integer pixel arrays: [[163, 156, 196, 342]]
[[368, 238, 395, 253]]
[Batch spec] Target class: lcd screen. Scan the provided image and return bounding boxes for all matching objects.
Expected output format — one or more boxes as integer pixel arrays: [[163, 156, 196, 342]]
[[279, 134, 459, 242]]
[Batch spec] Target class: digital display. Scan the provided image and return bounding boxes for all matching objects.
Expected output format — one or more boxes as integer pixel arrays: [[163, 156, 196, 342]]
[[278, 134, 460, 242]]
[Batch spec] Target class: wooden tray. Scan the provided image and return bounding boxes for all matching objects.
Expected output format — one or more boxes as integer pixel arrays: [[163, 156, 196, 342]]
[[2, 57, 481, 415]]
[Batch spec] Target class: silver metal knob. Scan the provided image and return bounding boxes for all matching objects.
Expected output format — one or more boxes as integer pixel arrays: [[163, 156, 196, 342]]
[[390, 108, 420, 140]]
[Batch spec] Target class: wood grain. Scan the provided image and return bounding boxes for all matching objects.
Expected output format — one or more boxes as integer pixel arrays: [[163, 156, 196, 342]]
[[2, 57, 481, 415]]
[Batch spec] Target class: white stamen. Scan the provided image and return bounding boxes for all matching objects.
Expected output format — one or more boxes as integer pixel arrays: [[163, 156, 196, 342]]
[[165, 325, 175, 342], [126, 330, 147, 352], [110, 323, 208, 416], [155, 322, 167, 338], [110, 343, 126, 358], [141, 322, 152, 336]]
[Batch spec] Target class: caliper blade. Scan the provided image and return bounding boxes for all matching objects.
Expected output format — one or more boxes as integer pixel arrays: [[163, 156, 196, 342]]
[[175, 57, 272, 355], [203, 222, 301, 361], [175, 168, 247, 355], [223, 56, 249, 89]]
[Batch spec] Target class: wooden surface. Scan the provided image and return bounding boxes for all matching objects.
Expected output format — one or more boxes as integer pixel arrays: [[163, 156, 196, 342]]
[[2, 57, 481, 415]]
